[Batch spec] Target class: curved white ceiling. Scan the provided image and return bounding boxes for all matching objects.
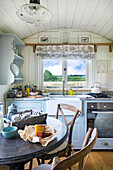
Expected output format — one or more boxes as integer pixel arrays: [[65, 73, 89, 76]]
[[0, 0, 113, 42]]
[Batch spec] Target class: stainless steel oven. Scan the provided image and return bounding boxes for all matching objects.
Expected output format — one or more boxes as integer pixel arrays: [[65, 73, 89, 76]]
[[87, 101, 113, 149]]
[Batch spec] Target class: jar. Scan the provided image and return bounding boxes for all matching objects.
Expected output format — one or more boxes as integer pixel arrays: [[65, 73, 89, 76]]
[[8, 104, 18, 120], [16, 91, 22, 98]]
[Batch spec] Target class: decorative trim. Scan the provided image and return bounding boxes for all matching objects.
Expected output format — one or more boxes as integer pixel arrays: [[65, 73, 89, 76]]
[[35, 45, 95, 59], [25, 43, 113, 53]]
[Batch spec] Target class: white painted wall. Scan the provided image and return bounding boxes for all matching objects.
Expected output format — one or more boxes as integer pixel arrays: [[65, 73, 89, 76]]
[[22, 29, 113, 91], [0, 29, 113, 103]]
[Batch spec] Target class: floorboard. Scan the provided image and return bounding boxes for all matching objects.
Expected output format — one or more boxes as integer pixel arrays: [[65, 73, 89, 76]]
[[0, 151, 113, 170]]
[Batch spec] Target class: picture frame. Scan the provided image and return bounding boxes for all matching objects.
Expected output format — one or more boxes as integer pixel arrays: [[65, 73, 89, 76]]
[[96, 60, 108, 73], [60, 31, 70, 44], [79, 36, 90, 43], [39, 36, 50, 43]]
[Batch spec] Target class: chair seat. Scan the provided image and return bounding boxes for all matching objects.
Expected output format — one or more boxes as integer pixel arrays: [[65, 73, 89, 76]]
[[32, 164, 52, 170], [47, 141, 68, 155]]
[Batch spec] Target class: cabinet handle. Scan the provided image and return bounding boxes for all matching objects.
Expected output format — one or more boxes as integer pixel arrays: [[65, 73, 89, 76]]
[[101, 142, 108, 146]]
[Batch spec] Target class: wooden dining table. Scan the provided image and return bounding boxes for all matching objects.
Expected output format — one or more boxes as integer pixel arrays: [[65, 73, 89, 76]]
[[0, 117, 68, 170]]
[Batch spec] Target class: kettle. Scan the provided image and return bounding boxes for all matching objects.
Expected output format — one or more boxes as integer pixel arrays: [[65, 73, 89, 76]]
[[8, 104, 18, 120], [91, 82, 102, 94]]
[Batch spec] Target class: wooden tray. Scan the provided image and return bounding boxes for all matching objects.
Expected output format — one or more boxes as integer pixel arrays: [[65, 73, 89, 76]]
[[12, 114, 47, 129], [28, 95, 44, 98]]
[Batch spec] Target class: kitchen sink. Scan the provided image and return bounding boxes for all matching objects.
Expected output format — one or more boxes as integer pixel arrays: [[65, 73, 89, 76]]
[[49, 95, 78, 98]]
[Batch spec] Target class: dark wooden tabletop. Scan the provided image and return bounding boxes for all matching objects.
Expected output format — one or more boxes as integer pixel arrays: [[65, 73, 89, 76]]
[[0, 117, 68, 166]]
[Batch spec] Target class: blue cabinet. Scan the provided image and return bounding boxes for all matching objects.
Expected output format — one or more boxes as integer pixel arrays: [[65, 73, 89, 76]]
[[46, 98, 85, 149], [5, 100, 46, 113], [49, 114, 85, 149]]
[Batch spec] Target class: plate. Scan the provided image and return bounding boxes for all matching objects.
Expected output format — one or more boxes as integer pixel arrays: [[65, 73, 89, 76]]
[[10, 63, 19, 77]]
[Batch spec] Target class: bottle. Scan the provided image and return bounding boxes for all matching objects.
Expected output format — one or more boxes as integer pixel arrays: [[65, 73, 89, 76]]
[[19, 86, 22, 91], [68, 88, 73, 96], [26, 83, 30, 96]]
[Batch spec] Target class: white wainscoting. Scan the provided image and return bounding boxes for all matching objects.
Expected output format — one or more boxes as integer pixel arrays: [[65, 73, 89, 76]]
[[1, 29, 113, 102]]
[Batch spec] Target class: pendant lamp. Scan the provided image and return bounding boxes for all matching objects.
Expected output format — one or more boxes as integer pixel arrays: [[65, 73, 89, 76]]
[[16, 0, 52, 24]]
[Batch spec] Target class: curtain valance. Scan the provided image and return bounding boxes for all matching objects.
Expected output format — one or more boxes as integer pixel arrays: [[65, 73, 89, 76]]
[[35, 45, 95, 59]]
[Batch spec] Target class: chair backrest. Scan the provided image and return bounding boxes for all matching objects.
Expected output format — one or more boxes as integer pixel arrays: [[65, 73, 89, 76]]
[[52, 128, 97, 170], [56, 104, 81, 146]]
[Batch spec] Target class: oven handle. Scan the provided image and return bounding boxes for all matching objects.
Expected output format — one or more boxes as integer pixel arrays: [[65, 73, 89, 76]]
[[92, 111, 113, 114]]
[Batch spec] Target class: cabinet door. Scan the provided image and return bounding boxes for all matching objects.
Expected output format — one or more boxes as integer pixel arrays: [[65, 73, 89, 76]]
[[46, 98, 82, 116], [49, 115, 85, 149], [65, 115, 85, 149], [49, 115, 63, 122], [6, 100, 46, 113]]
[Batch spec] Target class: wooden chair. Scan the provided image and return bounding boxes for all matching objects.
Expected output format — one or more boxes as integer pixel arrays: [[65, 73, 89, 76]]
[[32, 127, 97, 170], [29, 104, 81, 169]]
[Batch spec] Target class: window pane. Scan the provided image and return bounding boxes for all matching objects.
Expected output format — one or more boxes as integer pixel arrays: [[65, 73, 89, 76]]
[[43, 59, 62, 87], [67, 60, 86, 86]]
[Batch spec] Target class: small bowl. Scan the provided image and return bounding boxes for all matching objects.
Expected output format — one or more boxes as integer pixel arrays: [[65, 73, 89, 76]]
[[2, 126, 17, 139], [42, 93, 50, 96], [30, 92, 38, 96]]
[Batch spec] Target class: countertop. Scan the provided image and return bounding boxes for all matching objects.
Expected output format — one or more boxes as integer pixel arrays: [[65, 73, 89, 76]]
[[5, 94, 113, 101], [5, 96, 49, 101]]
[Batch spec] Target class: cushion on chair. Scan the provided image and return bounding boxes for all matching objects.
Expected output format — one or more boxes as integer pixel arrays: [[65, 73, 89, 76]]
[[47, 140, 68, 154], [32, 164, 52, 170]]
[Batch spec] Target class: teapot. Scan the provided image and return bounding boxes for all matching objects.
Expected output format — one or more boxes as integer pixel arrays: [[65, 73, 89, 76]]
[[91, 82, 102, 94]]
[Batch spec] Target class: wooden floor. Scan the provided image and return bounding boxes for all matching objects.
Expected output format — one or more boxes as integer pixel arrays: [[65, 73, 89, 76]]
[[0, 151, 113, 170]]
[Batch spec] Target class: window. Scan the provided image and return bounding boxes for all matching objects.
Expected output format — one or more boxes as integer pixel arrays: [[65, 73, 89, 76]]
[[43, 59, 92, 88], [67, 60, 86, 87], [43, 59, 62, 87]]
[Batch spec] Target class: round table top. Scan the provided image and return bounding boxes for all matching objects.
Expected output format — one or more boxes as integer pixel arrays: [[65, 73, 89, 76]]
[[0, 117, 68, 165]]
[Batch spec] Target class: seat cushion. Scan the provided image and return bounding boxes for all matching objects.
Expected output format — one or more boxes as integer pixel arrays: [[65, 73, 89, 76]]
[[32, 164, 52, 170], [47, 140, 68, 154]]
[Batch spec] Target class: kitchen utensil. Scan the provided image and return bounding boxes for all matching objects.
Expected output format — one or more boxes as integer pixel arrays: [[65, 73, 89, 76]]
[[91, 82, 102, 94]]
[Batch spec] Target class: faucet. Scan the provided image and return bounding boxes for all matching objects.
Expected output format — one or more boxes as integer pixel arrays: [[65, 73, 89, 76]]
[[62, 80, 65, 96]]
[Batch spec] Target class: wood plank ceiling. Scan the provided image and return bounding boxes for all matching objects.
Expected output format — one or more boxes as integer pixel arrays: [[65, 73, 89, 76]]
[[0, 0, 113, 41]]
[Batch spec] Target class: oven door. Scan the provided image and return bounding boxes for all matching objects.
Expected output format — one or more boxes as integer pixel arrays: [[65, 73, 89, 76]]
[[91, 111, 113, 138], [87, 102, 113, 149], [87, 102, 113, 138]]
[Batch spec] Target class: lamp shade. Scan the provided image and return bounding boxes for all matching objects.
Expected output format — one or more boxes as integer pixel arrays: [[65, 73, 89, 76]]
[[16, 0, 52, 24]]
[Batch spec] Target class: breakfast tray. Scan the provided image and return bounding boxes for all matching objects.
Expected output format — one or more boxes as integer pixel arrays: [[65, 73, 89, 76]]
[[12, 113, 47, 129]]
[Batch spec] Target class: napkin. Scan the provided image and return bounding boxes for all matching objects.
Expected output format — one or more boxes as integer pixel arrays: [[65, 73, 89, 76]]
[[18, 125, 57, 146]]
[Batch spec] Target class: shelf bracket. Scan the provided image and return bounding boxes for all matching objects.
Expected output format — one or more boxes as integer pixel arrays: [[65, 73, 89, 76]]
[[94, 45, 97, 52], [109, 45, 112, 52], [33, 45, 36, 53]]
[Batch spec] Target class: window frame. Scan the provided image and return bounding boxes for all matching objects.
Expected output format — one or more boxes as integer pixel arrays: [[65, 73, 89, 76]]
[[40, 59, 94, 90]]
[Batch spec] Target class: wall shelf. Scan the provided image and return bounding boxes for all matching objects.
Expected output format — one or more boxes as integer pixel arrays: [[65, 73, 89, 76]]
[[14, 53, 24, 60], [0, 33, 24, 85]]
